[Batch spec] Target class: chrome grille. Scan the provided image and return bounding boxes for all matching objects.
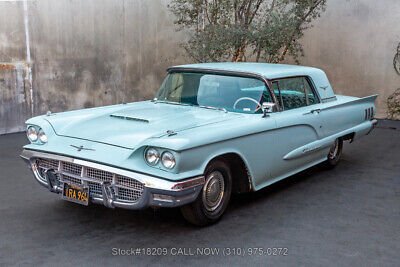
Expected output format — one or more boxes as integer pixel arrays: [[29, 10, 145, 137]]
[[87, 181, 103, 196], [37, 158, 59, 170], [35, 158, 144, 202], [63, 174, 82, 185], [87, 168, 112, 182], [116, 174, 143, 191], [118, 187, 142, 201], [62, 162, 82, 177], [36, 159, 59, 178]]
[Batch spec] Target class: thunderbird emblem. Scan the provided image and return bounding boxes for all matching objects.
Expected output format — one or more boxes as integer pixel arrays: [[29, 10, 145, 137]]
[[70, 145, 95, 152]]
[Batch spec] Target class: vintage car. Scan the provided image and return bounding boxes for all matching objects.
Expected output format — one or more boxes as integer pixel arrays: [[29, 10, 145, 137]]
[[21, 63, 378, 226]]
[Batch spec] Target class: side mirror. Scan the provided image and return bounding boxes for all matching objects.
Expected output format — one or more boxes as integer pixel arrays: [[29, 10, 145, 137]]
[[262, 102, 277, 117]]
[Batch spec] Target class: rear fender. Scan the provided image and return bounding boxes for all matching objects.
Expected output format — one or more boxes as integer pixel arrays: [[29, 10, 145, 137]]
[[319, 94, 378, 139], [321, 94, 378, 112]]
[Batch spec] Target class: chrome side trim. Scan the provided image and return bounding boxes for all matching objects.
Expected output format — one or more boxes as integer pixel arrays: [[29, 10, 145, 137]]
[[321, 96, 337, 103], [283, 120, 376, 160]]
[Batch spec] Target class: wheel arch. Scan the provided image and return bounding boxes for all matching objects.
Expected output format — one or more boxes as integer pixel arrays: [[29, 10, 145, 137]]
[[341, 132, 355, 142], [204, 152, 253, 194]]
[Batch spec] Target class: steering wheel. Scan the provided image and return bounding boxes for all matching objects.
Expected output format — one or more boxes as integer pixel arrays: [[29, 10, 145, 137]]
[[233, 97, 261, 112]]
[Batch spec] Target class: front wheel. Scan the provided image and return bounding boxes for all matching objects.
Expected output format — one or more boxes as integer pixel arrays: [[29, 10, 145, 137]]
[[324, 138, 343, 168], [180, 160, 232, 226]]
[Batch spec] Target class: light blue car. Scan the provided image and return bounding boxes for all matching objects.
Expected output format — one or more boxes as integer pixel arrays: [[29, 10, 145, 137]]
[[21, 63, 378, 226]]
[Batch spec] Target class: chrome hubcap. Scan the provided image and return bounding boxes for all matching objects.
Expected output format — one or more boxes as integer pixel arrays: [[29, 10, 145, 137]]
[[328, 139, 339, 159], [202, 171, 225, 212]]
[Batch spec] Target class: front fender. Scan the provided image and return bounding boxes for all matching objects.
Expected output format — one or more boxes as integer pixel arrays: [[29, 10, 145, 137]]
[[177, 139, 264, 191]]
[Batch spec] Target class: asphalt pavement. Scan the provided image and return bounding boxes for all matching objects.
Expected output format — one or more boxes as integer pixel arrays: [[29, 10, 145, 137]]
[[0, 120, 399, 266]]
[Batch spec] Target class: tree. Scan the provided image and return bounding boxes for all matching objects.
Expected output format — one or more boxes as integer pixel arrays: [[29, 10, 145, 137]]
[[394, 42, 400, 75], [387, 41, 400, 119], [168, 0, 327, 63]]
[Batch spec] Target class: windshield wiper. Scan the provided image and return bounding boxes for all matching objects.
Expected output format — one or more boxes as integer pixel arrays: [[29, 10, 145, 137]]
[[196, 105, 228, 113], [152, 99, 192, 107], [153, 99, 227, 113]]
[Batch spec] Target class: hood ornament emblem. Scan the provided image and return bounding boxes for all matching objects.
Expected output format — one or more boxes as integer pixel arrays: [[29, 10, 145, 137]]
[[166, 130, 177, 137], [70, 145, 95, 152]]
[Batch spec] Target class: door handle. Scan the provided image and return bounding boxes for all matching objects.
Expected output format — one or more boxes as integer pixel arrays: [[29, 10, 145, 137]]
[[303, 108, 321, 115]]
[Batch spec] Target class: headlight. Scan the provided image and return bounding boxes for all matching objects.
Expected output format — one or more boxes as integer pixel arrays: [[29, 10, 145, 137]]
[[161, 151, 176, 169], [27, 126, 38, 142], [145, 148, 160, 165], [38, 129, 47, 143]]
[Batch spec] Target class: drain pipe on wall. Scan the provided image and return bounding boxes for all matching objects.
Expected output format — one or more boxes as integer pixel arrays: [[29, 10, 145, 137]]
[[23, 0, 34, 115]]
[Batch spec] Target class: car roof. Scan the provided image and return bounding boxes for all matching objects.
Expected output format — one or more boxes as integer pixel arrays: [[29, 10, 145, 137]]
[[169, 62, 336, 101], [169, 62, 324, 80]]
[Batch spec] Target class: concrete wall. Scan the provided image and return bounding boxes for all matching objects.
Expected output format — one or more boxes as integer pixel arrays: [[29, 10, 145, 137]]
[[295, 0, 400, 118], [1, 0, 399, 134], [0, 0, 184, 134], [0, 1, 32, 134]]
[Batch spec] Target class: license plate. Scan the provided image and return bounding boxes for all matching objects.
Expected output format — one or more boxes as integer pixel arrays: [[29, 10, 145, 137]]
[[62, 182, 89, 206]]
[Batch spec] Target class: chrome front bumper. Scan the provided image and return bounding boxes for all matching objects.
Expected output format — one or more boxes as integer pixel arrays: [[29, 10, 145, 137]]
[[21, 149, 204, 209]]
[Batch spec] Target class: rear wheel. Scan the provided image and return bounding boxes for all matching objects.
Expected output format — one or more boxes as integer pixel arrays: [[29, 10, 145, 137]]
[[180, 160, 232, 226], [325, 138, 343, 168]]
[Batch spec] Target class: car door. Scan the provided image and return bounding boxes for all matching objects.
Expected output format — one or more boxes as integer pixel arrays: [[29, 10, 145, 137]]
[[269, 77, 326, 180]]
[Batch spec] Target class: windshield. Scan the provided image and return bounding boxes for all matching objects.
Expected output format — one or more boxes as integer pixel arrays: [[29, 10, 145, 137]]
[[155, 72, 272, 113]]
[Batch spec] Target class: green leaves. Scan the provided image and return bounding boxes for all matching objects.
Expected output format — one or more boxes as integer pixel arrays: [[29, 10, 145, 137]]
[[387, 42, 400, 119], [387, 88, 400, 119], [168, 0, 327, 63]]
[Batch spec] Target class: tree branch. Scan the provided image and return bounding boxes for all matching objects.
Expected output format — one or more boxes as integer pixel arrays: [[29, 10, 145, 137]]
[[248, 0, 264, 26], [276, 0, 324, 63]]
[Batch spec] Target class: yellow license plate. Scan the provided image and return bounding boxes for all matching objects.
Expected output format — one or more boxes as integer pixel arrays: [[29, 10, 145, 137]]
[[62, 183, 89, 206]]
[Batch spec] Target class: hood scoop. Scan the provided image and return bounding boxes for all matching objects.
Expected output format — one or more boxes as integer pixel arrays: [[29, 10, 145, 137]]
[[110, 114, 149, 123]]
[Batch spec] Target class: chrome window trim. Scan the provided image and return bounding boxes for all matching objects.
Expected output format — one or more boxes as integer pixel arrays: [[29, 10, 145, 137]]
[[269, 75, 322, 108], [165, 67, 282, 112], [321, 96, 338, 103]]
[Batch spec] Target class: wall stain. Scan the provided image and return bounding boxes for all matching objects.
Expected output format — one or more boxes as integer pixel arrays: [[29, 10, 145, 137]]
[[2, 0, 397, 134]]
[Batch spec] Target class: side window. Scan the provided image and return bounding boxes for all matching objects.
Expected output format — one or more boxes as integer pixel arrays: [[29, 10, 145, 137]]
[[303, 78, 319, 105], [275, 77, 319, 110], [271, 82, 283, 108], [277, 77, 307, 110]]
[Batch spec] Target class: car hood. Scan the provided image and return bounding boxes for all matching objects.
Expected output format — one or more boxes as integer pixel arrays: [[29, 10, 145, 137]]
[[44, 101, 238, 149]]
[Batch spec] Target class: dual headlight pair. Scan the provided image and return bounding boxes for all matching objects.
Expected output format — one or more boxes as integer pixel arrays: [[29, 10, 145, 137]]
[[145, 148, 176, 169], [27, 126, 47, 144]]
